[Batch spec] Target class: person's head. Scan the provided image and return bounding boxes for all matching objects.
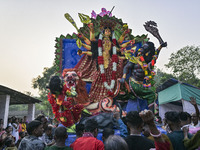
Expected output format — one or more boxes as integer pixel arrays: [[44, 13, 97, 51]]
[[23, 116, 27, 123], [126, 111, 144, 133], [4, 137, 15, 147], [105, 135, 128, 150], [26, 120, 43, 137], [35, 114, 48, 131], [11, 117, 18, 124], [102, 128, 114, 143], [19, 118, 23, 124], [45, 125, 53, 137], [191, 113, 199, 126], [179, 112, 191, 127], [75, 123, 85, 138], [165, 111, 181, 131], [5, 126, 12, 134], [54, 127, 68, 143], [84, 118, 98, 138], [8, 118, 11, 124], [19, 131, 25, 139]]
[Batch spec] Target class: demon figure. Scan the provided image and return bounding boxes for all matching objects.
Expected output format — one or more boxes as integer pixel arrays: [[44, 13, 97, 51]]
[[120, 21, 167, 108]]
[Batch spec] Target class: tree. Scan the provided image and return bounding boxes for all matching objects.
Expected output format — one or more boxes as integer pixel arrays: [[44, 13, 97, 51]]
[[154, 68, 177, 88], [32, 65, 57, 116], [165, 45, 200, 87]]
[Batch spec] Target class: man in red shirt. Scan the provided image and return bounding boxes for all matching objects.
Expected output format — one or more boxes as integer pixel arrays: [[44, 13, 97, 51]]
[[70, 119, 104, 150]]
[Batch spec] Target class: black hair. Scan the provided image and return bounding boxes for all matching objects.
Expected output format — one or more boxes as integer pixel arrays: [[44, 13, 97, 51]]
[[48, 75, 63, 94], [76, 123, 84, 137], [165, 111, 180, 123], [11, 117, 18, 124], [102, 128, 114, 139], [84, 118, 98, 133], [46, 125, 53, 131], [105, 135, 128, 150], [19, 131, 25, 137], [4, 137, 13, 147], [54, 126, 67, 140], [126, 111, 143, 128], [179, 112, 191, 121], [5, 126, 12, 131], [35, 114, 45, 122], [26, 120, 42, 135]]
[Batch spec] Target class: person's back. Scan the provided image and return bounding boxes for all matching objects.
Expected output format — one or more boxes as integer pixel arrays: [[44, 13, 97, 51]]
[[70, 119, 104, 150], [19, 135, 45, 150], [167, 130, 192, 150], [71, 136, 103, 150], [18, 120, 45, 150], [125, 134, 154, 150]]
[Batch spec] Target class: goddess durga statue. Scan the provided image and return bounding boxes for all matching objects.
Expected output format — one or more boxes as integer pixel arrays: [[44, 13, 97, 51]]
[[64, 9, 146, 112], [76, 23, 134, 110]]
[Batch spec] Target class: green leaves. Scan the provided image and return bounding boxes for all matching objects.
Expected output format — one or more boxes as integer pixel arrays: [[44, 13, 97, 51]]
[[165, 45, 200, 87]]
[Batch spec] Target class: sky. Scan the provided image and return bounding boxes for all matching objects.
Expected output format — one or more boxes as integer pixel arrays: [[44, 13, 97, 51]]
[[0, 0, 200, 96]]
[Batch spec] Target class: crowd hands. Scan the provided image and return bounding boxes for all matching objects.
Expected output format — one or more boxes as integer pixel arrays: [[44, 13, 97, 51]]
[[0, 97, 199, 150]]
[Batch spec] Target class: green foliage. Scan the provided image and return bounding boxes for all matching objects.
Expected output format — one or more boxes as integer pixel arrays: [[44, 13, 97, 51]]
[[165, 45, 200, 87], [9, 105, 28, 111], [32, 65, 57, 116], [154, 68, 177, 87]]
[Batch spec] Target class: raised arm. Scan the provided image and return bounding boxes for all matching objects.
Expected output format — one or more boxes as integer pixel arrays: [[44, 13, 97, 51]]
[[118, 29, 130, 44], [82, 43, 91, 50], [190, 97, 200, 123], [140, 110, 171, 150], [78, 33, 91, 45], [88, 23, 95, 41], [120, 61, 134, 83], [120, 40, 135, 49], [148, 42, 167, 69]]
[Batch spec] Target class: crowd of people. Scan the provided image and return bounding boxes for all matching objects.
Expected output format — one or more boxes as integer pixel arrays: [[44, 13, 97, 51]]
[[0, 97, 200, 150]]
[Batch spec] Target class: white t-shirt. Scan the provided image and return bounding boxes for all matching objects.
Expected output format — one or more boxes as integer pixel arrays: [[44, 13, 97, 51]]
[[12, 123, 19, 143]]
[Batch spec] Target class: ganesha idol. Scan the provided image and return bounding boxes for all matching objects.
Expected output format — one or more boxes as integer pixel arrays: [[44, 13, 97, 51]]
[[47, 68, 90, 127]]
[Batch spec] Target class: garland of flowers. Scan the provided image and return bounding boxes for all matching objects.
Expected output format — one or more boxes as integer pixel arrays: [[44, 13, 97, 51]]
[[97, 32, 118, 93], [47, 84, 83, 127]]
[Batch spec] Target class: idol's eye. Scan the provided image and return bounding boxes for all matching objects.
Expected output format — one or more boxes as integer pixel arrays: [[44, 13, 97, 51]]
[[72, 73, 77, 77], [65, 74, 68, 77]]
